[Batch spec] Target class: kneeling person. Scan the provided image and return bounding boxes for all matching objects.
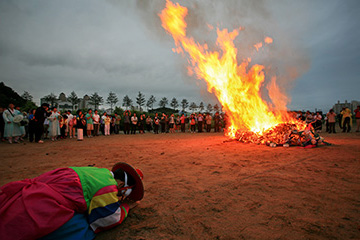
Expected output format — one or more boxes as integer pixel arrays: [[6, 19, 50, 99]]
[[0, 162, 144, 240]]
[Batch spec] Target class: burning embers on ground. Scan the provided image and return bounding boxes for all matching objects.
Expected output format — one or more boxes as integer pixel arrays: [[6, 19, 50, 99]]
[[231, 122, 331, 148], [159, 1, 329, 148]]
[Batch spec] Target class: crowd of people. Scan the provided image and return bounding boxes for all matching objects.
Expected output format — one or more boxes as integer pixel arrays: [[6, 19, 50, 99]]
[[0, 103, 227, 144], [295, 106, 360, 134], [1, 103, 359, 144]]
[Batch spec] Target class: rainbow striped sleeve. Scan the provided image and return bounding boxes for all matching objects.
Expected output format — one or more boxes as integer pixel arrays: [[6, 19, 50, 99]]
[[88, 185, 129, 233]]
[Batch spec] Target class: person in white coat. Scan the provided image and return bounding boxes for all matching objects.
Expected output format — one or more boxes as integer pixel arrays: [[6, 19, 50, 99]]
[[48, 107, 61, 141], [2, 103, 22, 144]]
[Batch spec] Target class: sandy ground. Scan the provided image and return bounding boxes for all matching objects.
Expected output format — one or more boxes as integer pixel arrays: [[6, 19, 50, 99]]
[[1, 130, 360, 240]]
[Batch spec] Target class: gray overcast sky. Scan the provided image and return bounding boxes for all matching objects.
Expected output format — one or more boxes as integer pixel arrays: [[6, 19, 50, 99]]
[[0, 0, 359, 111]]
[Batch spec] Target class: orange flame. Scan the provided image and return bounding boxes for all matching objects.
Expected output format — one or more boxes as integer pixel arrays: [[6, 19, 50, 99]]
[[264, 37, 273, 44], [159, 0, 305, 138]]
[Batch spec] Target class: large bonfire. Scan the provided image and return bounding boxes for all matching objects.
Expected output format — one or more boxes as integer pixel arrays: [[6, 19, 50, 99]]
[[159, 0, 327, 147]]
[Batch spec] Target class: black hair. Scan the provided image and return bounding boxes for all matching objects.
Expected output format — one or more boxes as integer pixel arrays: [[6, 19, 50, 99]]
[[113, 169, 135, 186]]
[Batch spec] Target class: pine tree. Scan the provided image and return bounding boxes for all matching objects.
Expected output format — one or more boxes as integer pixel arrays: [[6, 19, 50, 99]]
[[170, 97, 179, 110], [43, 93, 57, 107], [67, 91, 79, 110], [199, 102, 204, 112], [159, 97, 168, 108], [106, 91, 118, 113], [181, 99, 189, 111], [122, 95, 133, 110], [21, 91, 37, 112], [21, 91, 33, 102], [136, 92, 146, 111], [146, 95, 156, 111], [206, 103, 213, 113], [189, 102, 198, 112], [89, 92, 104, 110]]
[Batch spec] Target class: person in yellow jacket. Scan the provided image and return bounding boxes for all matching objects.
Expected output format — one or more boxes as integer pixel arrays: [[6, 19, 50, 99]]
[[341, 107, 352, 132]]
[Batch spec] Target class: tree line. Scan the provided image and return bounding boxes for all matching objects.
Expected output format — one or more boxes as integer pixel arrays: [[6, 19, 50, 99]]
[[43, 91, 221, 113]]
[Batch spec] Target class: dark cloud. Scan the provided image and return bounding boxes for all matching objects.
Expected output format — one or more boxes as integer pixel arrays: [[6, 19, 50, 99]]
[[0, 0, 359, 111]]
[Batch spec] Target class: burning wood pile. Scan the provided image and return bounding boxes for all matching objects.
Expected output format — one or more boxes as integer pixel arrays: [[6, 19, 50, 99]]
[[159, 1, 331, 149], [231, 123, 330, 148]]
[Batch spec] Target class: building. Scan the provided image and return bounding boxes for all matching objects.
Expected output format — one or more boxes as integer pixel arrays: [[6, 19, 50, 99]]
[[78, 95, 95, 110], [333, 100, 360, 114], [40, 93, 94, 111]]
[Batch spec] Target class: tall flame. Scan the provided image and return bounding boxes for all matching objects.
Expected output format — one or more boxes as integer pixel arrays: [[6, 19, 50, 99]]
[[159, 0, 304, 138]]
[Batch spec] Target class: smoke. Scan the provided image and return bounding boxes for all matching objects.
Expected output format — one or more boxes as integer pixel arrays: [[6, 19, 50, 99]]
[[111, 0, 310, 107]]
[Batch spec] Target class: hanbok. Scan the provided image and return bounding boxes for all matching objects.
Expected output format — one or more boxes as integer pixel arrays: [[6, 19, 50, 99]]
[[2, 108, 22, 138], [0, 167, 129, 240], [17, 110, 26, 136], [48, 112, 61, 137]]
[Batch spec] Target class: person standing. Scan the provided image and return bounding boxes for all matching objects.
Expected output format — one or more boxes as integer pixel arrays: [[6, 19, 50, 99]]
[[154, 113, 160, 134], [205, 113, 212, 132], [34, 103, 50, 143], [197, 113, 203, 133], [93, 110, 100, 136], [60, 114, 67, 139], [68, 111, 76, 138], [146, 115, 153, 132], [100, 112, 107, 135], [165, 114, 170, 133], [341, 107, 352, 132], [131, 113, 138, 134], [85, 109, 94, 138], [104, 114, 111, 136], [16, 107, 26, 141], [160, 113, 166, 133], [2, 103, 22, 143], [354, 106, 360, 132], [138, 114, 145, 134], [175, 115, 181, 132], [180, 114, 186, 133], [28, 109, 36, 142], [190, 114, 196, 133], [326, 109, 337, 133], [76, 110, 86, 141], [338, 108, 344, 130], [324, 115, 329, 133], [123, 111, 131, 135], [114, 113, 121, 134], [110, 115, 115, 134], [48, 107, 61, 141], [66, 111, 73, 138], [169, 114, 175, 133], [314, 112, 323, 133]]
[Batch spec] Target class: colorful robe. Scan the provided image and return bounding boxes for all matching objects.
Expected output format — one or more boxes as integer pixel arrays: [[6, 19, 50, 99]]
[[0, 167, 129, 240]]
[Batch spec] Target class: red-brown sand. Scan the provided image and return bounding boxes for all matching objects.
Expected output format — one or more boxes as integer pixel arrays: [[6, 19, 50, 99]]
[[1, 131, 359, 239]]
